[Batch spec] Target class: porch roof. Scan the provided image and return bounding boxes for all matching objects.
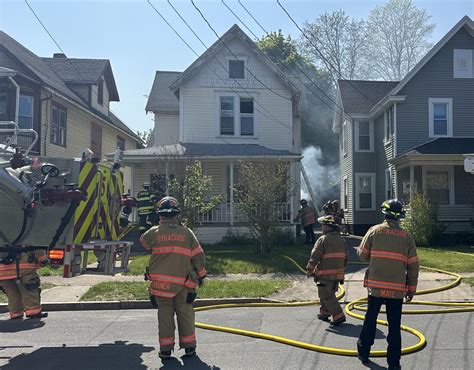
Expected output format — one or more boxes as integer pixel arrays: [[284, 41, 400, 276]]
[[113, 143, 301, 162]]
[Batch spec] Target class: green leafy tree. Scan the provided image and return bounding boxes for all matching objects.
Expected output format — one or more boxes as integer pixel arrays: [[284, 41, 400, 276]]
[[234, 161, 295, 255], [401, 192, 444, 247], [168, 161, 222, 230]]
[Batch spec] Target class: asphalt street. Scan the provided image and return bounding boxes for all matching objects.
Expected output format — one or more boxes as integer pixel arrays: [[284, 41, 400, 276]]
[[1, 305, 473, 370]]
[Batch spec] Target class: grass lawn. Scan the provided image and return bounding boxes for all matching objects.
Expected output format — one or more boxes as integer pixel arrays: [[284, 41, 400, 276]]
[[417, 247, 474, 273], [0, 282, 56, 304], [80, 279, 292, 301], [462, 277, 474, 287], [126, 244, 311, 276]]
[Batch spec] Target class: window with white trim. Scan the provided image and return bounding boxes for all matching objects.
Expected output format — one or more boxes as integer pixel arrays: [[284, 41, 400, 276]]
[[385, 169, 393, 200], [355, 120, 373, 152], [19, 95, 34, 129], [240, 98, 254, 136], [220, 96, 234, 135], [343, 176, 348, 211], [423, 167, 454, 205], [355, 173, 375, 210], [453, 49, 473, 78], [384, 106, 394, 143], [229, 60, 245, 79], [428, 98, 452, 138]]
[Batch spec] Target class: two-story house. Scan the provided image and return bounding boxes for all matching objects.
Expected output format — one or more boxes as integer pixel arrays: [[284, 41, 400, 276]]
[[334, 16, 474, 235], [0, 31, 142, 191], [118, 25, 302, 243]]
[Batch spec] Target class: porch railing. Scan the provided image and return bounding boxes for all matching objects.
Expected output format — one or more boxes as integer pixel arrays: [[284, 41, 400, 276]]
[[197, 202, 292, 224]]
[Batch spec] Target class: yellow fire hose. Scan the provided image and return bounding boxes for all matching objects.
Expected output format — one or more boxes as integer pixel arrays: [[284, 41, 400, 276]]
[[194, 255, 474, 358]]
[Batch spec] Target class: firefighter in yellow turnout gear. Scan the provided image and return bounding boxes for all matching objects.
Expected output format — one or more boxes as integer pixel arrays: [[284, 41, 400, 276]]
[[137, 182, 158, 233], [306, 215, 348, 326], [357, 199, 419, 370], [0, 248, 48, 319], [140, 196, 206, 361]]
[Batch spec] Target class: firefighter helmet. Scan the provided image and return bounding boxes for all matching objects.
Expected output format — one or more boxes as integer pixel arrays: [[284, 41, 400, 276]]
[[300, 199, 308, 206], [381, 199, 406, 219], [143, 181, 151, 189], [317, 215, 338, 226], [157, 196, 180, 217]]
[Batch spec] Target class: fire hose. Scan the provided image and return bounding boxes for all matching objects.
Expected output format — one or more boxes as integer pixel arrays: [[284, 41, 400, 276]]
[[193, 255, 474, 358]]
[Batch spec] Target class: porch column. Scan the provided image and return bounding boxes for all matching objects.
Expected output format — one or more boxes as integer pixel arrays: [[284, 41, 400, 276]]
[[230, 161, 234, 226], [409, 165, 415, 201], [289, 162, 294, 224]]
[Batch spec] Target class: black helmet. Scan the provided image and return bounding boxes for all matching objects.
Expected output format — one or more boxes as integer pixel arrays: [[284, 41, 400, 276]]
[[157, 196, 180, 217], [381, 199, 406, 220], [300, 199, 308, 205]]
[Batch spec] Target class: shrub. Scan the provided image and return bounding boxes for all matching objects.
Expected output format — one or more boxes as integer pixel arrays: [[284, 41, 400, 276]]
[[221, 229, 256, 247], [269, 228, 296, 246], [401, 192, 444, 247]]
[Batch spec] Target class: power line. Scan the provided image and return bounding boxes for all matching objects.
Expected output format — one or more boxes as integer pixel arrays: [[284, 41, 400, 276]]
[[230, 0, 348, 118], [276, 0, 386, 110], [161, 0, 294, 132], [190, 0, 291, 103]]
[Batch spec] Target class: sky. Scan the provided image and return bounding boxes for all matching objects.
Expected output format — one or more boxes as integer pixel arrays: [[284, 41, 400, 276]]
[[1, 0, 473, 134]]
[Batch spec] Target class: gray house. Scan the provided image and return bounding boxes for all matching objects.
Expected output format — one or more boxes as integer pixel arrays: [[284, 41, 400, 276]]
[[333, 16, 474, 234]]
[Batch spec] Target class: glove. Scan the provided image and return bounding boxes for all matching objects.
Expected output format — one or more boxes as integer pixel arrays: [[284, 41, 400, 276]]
[[39, 258, 50, 267], [198, 277, 205, 287], [339, 280, 344, 284], [405, 291, 414, 302]]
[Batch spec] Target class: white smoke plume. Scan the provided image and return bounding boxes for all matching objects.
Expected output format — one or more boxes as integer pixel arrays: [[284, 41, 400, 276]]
[[301, 146, 339, 208]]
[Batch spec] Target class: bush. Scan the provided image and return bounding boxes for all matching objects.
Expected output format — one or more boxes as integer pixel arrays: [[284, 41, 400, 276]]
[[269, 228, 296, 246], [221, 229, 256, 247], [401, 192, 444, 247]]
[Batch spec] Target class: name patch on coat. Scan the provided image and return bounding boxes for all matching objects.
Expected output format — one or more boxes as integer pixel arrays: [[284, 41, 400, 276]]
[[156, 234, 186, 243]]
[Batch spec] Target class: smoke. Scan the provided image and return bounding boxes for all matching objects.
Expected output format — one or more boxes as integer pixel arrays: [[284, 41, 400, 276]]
[[301, 146, 339, 208]]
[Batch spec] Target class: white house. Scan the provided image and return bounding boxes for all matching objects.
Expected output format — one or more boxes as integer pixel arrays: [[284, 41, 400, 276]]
[[119, 25, 302, 243]]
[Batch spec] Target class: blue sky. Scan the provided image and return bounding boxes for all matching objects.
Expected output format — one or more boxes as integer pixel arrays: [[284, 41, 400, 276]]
[[1, 0, 473, 133]]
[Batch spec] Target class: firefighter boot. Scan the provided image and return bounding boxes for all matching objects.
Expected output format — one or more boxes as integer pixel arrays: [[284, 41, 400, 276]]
[[317, 314, 330, 322], [159, 350, 172, 360], [184, 347, 196, 357]]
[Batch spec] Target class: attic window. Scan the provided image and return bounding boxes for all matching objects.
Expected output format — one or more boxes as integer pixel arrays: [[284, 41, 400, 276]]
[[229, 60, 245, 79], [453, 49, 473, 78]]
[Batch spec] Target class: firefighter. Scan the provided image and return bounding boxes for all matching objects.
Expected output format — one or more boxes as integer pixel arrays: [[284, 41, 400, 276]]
[[140, 196, 206, 361], [306, 215, 347, 326], [137, 182, 155, 232], [357, 199, 419, 370], [294, 199, 317, 245], [0, 248, 49, 320]]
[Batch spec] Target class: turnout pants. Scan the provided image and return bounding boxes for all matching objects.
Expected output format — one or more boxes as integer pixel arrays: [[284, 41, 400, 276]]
[[303, 224, 316, 244], [156, 288, 196, 351], [317, 279, 344, 320], [358, 295, 403, 367], [1, 271, 42, 319]]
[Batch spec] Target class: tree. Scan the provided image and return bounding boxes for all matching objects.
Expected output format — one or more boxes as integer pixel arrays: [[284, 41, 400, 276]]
[[168, 161, 222, 231], [257, 30, 308, 70], [234, 161, 295, 255], [300, 10, 368, 84], [136, 128, 154, 147], [365, 0, 435, 80]]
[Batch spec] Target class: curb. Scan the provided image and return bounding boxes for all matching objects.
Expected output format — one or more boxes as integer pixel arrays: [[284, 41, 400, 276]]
[[0, 297, 279, 314]]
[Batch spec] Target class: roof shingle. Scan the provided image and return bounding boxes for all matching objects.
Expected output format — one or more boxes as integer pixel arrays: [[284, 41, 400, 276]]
[[146, 71, 181, 112]]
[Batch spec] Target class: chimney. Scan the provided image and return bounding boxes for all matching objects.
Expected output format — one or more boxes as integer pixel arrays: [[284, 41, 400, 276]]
[[53, 53, 67, 59]]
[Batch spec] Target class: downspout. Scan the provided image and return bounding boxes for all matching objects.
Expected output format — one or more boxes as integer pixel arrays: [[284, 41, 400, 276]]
[[9, 76, 20, 124]]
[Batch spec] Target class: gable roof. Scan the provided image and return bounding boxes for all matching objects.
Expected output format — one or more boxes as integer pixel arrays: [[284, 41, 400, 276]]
[[338, 80, 399, 115], [41, 57, 119, 101], [0, 31, 139, 142], [146, 71, 181, 112], [169, 24, 299, 98]]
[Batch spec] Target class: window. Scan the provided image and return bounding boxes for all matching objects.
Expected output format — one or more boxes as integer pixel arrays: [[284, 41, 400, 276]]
[[343, 177, 348, 210], [423, 167, 454, 205], [385, 169, 393, 200], [355, 120, 373, 152], [240, 98, 254, 136], [220, 96, 234, 135], [50, 103, 67, 146], [117, 136, 125, 151], [342, 120, 348, 156], [0, 94, 7, 121], [355, 173, 375, 210], [98, 79, 104, 105], [19, 95, 34, 129], [229, 60, 245, 79], [429, 98, 452, 137], [453, 49, 473, 78], [384, 106, 394, 143], [90, 122, 102, 158]]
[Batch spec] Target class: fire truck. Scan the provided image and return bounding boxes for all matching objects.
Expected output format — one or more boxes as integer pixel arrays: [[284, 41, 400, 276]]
[[0, 121, 135, 278]]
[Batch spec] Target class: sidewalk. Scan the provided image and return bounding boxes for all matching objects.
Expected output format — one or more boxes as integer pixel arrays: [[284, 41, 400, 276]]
[[38, 269, 474, 303]]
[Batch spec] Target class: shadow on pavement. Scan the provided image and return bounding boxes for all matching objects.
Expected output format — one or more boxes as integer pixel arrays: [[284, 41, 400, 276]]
[[325, 323, 385, 339], [362, 360, 387, 369], [1, 341, 154, 370], [159, 355, 220, 369], [0, 318, 45, 333]]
